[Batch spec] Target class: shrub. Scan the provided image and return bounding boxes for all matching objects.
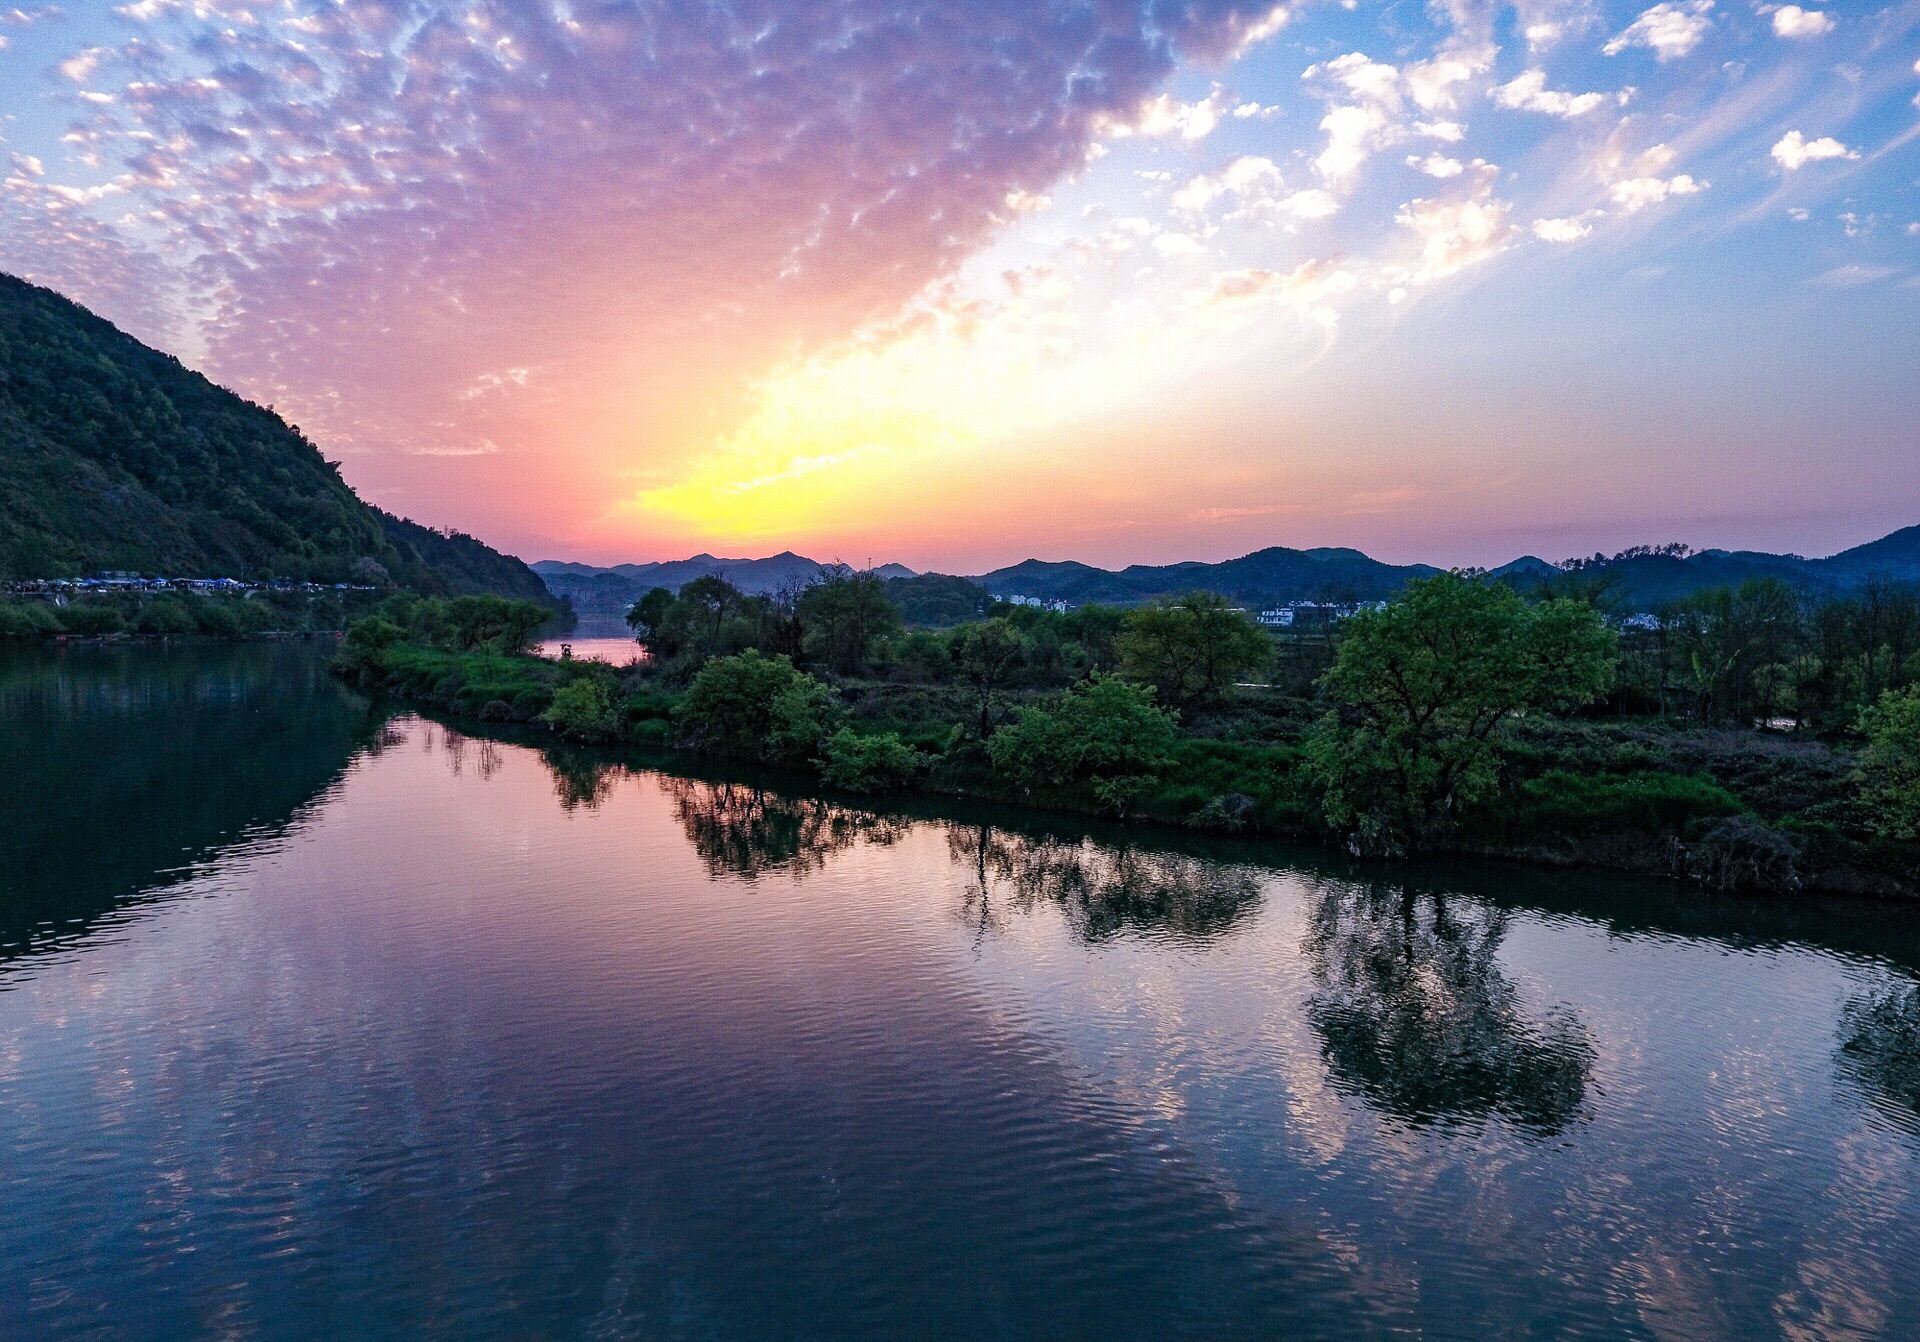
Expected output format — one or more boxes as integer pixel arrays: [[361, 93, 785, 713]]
[[1684, 816, 1801, 893], [0, 600, 60, 638], [675, 650, 842, 767], [1859, 686, 1920, 841], [134, 597, 197, 636], [540, 677, 619, 740], [347, 616, 407, 650], [989, 673, 1178, 808], [57, 604, 126, 636], [817, 729, 925, 791]]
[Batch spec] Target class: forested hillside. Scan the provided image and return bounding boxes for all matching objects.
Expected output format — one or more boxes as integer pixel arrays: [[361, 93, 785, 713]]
[[0, 274, 552, 604]]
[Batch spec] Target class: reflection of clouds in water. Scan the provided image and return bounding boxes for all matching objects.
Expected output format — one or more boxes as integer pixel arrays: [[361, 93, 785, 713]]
[[1304, 881, 1594, 1137], [665, 778, 910, 882], [945, 824, 1264, 948]]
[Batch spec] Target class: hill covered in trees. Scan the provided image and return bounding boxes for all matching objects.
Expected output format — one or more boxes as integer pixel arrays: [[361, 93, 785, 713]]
[[539, 530, 1920, 621], [0, 274, 552, 605]]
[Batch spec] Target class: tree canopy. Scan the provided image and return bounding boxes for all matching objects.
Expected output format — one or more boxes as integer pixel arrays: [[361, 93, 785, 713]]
[[1308, 574, 1617, 854]]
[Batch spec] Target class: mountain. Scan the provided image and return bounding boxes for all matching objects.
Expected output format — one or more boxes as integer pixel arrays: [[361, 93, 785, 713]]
[[1507, 534, 1920, 610], [972, 546, 1444, 606], [531, 552, 918, 618], [1818, 525, 1920, 586], [532, 524, 1920, 620], [0, 274, 553, 605]]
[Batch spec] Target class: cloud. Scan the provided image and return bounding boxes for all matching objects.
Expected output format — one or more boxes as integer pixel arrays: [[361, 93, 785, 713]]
[[1770, 130, 1856, 169], [1533, 213, 1602, 241], [1609, 174, 1706, 210], [1404, 47, 1494, 112], [1395, 166, 1520, 282], [4, 0, 1290, 480], [1315, 103, 1395, 182], [1107, 90, 1231, 141], [1172, 155, 1282, 213], [1814, 264, 1899, 287], [1770, 6, 1834, 38], [1408, 153, 1465, 178], [1491, 68, 1621, 118], [1311, 52, 1403, 107], [1278, 188, 1341, 219], [1206, 257, 1358, 323], [1604, 2, 1714, 62]]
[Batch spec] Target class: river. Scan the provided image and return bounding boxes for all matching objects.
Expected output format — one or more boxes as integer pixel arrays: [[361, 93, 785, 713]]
[[4, 641, 1919, 1339]]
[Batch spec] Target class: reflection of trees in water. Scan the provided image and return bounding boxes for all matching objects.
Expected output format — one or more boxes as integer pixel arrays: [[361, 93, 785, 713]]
[[664, 777, 910, 880], [0, 643, 375, 966], [946, 824, 1263, 947], [435, 727, 505, 782], [1838, 981, 1920, 1136], [541, 743, 625, 812], [1304, 881, 1594, 1135]]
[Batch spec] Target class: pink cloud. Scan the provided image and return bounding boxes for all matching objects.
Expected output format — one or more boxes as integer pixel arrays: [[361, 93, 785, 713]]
[[4, 1, 1282, 552]]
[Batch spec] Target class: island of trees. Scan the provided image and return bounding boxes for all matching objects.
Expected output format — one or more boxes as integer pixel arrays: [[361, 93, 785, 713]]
[[330, 565, 1918, 898]]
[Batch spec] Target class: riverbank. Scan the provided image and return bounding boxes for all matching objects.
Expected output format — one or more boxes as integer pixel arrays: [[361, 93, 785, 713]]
[[331, 637, 1919, 901]]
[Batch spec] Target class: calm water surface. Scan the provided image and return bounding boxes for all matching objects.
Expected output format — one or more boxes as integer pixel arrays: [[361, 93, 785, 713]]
[[5, 643, 1920, 1340]]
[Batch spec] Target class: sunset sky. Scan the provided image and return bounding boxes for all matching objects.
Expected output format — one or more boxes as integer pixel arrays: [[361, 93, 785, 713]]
[[2, 0, 1916, 571]]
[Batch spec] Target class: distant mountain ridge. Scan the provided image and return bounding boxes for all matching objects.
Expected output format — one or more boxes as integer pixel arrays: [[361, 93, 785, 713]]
[[0, 274, 554, 606], [540, 527, 1920, 616], [532, 553, 915, 618], [971, 546, 1443, 606]]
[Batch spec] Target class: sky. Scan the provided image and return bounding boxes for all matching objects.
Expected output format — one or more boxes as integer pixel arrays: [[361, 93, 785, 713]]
[[1, 1, 1917, 572]]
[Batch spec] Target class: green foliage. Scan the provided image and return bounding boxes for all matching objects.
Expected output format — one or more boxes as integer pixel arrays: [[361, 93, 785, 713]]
[[675, 650, 843, 767], [948, 618, 1027, 737], [540, 677, 620, 740], [798, 567, 901, 674], [1610, 576, 1920, 731], [433, 595, 552, 654], [347, 616, 406, 650], [988, 674, 1178, 807], [1661, 578, 1804, 725], [817, 729, 925, 791], [626, 587, 675, 642], [1859, 686, 1920, 840], [1308, 574, 1617, 855], [1116, 592, 1270, 708], [0, 599, 60, 638], [1508, 770, 1746, 839], [882, 573, 990, 628]]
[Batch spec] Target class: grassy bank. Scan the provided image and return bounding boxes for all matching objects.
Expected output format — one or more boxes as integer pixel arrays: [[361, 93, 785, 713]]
[[333, 624, 1918, 901]]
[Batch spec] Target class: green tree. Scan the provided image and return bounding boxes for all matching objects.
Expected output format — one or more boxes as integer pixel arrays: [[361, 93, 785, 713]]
[[540, 677, 619, 741], [1116, 592, 1270, 708], [988, 674, 1178, 813], [949, 618, 1027, 738], [798, 566, 902, 674], [625, 586, 675, 646], [674, 650, 842, 767], [1661, 579, 1805, 725], [437, 595, 552, 654], [1307, 574, 1616, 855], [1859, 685, 1920, 840], [675, 574, 751, 663]]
